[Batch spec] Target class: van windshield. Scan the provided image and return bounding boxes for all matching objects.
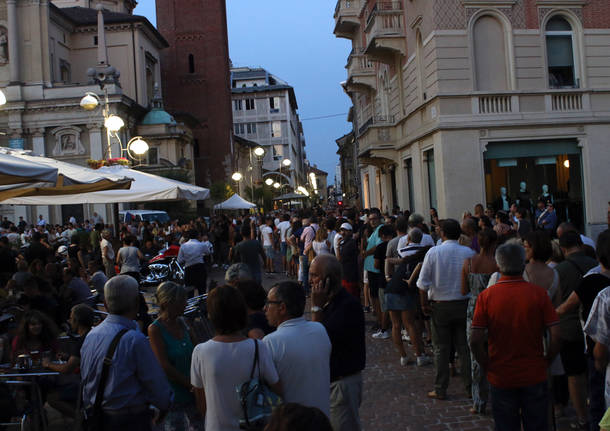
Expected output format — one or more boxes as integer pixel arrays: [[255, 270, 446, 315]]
[[142, 213, 170, 223]]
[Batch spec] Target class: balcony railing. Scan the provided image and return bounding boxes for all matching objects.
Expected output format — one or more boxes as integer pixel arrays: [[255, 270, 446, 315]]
[[347, 49, 375, 75], [551, 93, 583, 111], [358, 115, 395, 135], [365, 1, 403, 28], [478, 95, 513, 114], [334, 0, 360, 19]]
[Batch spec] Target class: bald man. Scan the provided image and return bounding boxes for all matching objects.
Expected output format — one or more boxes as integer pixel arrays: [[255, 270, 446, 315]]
[[310, 255, 365, 431]]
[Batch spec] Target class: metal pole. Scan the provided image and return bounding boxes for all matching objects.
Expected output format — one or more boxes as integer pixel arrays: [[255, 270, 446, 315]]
[[104, 88, 112, 159], [249, 148, 255, 203]]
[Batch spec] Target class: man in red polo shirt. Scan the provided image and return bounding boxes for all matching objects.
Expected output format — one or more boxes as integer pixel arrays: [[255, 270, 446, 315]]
[[471, 242, 560, 431]]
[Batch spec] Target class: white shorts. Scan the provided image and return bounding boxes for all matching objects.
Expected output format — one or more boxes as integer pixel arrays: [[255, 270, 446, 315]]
[[363, 270, 368, 284]]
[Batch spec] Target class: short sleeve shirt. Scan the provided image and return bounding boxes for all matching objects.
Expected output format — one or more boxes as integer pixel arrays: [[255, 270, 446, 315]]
[[472, 276, 559, 389], [260, 225, 273, 247], [583, 287, 610, 409], [374, 241, 389, 279], [191, 339, 279, 431]]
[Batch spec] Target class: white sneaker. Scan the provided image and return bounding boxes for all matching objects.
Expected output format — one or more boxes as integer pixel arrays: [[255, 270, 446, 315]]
[[400, 356, 410, 366], [402, 333, 411, 342], [372, 330, 390, 340], [417, 355, 433, 367]]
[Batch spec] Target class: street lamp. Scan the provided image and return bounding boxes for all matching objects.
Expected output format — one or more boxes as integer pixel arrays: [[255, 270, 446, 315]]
[[0, 89, 8, 106], [104, 115, 124, 133], [281, 158, 291, 167], [273, 182, 280, 189], [265, 178, 274, 186], [232, 171, 243, 195], [253, 146, 265, 158], [297, 186, 310, 197]]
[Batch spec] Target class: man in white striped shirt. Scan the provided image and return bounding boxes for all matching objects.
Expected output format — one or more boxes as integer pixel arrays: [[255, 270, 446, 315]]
[[417, 219, 475, 400]]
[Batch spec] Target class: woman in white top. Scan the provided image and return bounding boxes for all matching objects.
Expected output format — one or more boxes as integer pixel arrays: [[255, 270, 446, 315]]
[[312, 226, 332, 257], [190, 285, 281, 431]]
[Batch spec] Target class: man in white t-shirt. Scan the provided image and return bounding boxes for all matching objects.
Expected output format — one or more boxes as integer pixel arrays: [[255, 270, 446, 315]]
[[263, 281, 331, 417], [261, 216, 275, 273], [276, 214, 292, 274], [100, 230, 116, 277]]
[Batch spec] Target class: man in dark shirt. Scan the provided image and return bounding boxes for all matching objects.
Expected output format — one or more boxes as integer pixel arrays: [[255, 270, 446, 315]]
[[554, 230, 597, 427], [232, 224, 266, 284], [372, 224, 394, 339], [338, 223, 359, 298], [556, 229, 610, 429], [310, 254, 365, 431], [25, 232, 51, 264]]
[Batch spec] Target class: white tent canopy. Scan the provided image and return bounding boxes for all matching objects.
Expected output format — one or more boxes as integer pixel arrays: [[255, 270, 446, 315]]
[[214, 193, 256, 210], [1, 165, 210, 205], [0, 153, 58, 186]]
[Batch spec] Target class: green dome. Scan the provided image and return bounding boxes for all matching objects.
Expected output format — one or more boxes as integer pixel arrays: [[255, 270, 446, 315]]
[[141, 109, 176, 125]]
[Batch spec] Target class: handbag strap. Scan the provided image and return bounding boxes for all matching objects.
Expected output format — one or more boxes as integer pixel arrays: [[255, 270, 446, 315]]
[[93, 328, 129, 411], [249, 338, 259, 380]]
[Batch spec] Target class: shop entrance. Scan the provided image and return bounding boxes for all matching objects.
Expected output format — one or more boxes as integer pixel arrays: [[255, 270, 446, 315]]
[[484, 139, 584, 229]]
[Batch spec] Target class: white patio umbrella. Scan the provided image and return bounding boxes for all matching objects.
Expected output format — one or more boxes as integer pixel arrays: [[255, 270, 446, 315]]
[[0, 149, 133, 201], [0, 152, 58, 186], [213, 193, 256, 210], [0, 164, 209, 205]]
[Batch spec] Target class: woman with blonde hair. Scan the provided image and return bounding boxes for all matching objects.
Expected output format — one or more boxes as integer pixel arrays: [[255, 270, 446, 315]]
[[148, 282, 201, 430], [312, 225, 331, 256]]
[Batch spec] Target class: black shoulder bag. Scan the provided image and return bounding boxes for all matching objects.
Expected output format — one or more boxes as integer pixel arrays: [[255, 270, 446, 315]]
[[79, 328, 129, 431]]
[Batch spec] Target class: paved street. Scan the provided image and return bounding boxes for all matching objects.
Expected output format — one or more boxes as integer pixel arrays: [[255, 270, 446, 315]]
[[209, 266, 576, 431]]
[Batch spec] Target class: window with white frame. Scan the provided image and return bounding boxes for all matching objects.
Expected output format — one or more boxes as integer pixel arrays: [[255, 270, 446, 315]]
[[246, 123, 257, 134], [546, 16, 578, 88], [234, 100, 243, 111], [245, 99, 255, 110], [271, 121, 282, 138], [269, 97, 281, 113], [234, 123, 245, 134]]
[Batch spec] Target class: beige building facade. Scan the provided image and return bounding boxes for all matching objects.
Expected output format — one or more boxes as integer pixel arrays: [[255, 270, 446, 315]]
[[334, 0, 610, 236], [0, 0, 195, 225]]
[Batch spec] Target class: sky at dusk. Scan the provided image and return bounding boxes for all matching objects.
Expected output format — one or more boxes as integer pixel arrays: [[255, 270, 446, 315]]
[[134, 0, 352, 185]]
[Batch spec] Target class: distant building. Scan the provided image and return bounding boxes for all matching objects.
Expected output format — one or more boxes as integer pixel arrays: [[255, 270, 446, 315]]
[[156, 0, 233, 191], [334, 0, 610, 235], [230, 67, 307, 189], [0, 0, 194, 224], [336, 131, 360, 208], [308, 165, 328, 206]]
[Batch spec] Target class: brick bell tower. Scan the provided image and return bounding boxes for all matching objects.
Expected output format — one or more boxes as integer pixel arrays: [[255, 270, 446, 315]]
[[155, 0, 233, 190]]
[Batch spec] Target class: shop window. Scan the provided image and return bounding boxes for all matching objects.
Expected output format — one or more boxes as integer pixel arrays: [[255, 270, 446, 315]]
[[546, 16, 577, 88], [473, 15, 508, 91], [484, 140, 584, 229], [424, 149, 437, 210]]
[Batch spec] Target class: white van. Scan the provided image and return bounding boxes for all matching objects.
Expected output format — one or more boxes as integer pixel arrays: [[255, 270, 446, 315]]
[[119, 210, 170, 224]]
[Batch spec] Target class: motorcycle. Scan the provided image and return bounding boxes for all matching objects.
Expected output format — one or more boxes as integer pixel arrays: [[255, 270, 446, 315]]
[[140, 244, 185, 289]]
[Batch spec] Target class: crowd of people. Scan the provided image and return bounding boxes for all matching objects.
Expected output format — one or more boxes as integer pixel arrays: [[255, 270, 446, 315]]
[[0, 201, 609, 431]]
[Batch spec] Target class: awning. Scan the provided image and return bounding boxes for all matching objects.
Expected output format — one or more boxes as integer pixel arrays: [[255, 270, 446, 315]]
[[0, 153, 58, 186], [214, 194, 256, 210], [0, 164, 209, 205], [272, 192, 308, 201]]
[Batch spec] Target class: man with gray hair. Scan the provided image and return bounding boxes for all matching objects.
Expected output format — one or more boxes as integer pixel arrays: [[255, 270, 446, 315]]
[[310, 254, 365, 431], [396, 213, 435, 251], [470, 242, 560, 431], [263, 281, 331, 416], [80, 275, 173, 430], [224, 262, 252, 286]]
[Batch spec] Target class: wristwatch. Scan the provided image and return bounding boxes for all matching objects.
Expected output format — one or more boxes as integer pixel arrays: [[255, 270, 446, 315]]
[[311, 306, 322, 313]]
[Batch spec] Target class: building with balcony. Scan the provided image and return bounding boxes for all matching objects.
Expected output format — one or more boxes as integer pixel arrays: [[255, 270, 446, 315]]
[[230, 67, 307, 189], [333, 0, 610, 236], [0, 0, 195, 224]]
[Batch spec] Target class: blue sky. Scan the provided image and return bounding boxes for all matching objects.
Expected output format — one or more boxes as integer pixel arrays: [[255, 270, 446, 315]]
[[134, 0, 352, 185]]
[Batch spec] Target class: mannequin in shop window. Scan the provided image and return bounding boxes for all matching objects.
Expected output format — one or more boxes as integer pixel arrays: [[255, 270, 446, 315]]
[[516, 181, 533, 216], [538, 184, 554, 206], [493, 187, 511, 212]]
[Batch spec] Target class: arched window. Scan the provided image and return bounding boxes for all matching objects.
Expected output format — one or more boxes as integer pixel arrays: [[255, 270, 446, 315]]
[[546, 16, 577, 88], [188, 54, 195, 74], [473, 15, 508, 91]]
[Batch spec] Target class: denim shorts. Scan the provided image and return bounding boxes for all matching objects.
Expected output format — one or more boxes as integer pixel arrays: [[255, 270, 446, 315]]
[[385, 292, 416, 311], [264, 245, 274, 258], [280, 242, 288, 256]]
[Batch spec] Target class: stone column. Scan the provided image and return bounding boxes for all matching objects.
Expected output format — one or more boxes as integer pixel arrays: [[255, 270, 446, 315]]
[[6, 0, 20, 84], [7, 129, 24, 149], [87, 123, 103, 160], [32, 128, 45, 156]]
